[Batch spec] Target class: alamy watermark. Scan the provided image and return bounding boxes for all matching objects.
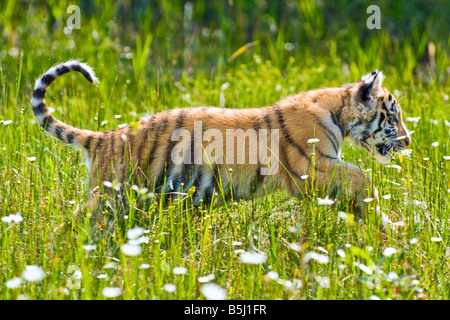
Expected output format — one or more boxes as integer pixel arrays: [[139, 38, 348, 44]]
[[66, 5, 81, 30], [170, 121, 280, 176], [66, 265, 81, 289], [366, 5, 381, 30]]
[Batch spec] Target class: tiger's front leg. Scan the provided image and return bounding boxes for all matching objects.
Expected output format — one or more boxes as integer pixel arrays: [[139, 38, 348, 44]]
[[312, 160, 379, 223]]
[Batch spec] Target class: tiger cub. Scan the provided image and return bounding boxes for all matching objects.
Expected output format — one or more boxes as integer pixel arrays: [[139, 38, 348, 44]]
[[32, 60, 411, 226]]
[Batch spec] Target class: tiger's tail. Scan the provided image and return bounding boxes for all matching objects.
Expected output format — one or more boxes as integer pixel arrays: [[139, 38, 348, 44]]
[[31, 60, 101, 150]]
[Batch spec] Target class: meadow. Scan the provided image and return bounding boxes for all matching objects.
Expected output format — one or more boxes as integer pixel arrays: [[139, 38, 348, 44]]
[[0, 0, 449, 300]]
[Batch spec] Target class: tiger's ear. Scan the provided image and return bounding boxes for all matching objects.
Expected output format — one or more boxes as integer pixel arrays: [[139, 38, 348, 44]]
[[358, 70, 384, 102]]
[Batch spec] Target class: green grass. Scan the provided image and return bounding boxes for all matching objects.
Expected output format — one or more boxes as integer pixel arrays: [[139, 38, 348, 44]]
[[0, 1, 449, 300]]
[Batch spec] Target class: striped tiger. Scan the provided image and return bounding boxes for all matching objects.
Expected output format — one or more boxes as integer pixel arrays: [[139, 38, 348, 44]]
[[32, 61, 411, 227]]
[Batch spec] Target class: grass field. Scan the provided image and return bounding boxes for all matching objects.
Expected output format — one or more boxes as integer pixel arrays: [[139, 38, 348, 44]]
[[0, 1, 449, 300]]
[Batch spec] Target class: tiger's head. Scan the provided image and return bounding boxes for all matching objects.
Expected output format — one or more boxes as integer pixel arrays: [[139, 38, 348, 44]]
[[347, 71, 411, 163]]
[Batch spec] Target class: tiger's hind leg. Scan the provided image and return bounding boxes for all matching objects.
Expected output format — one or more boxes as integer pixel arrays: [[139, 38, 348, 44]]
[[83, 187, 129, 242]]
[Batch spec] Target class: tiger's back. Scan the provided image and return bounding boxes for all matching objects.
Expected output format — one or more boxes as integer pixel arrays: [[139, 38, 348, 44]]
[[87, 106, 283, 204]]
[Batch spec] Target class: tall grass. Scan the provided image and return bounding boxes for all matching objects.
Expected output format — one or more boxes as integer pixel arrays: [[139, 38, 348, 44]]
[[0, 1, 449, 300]]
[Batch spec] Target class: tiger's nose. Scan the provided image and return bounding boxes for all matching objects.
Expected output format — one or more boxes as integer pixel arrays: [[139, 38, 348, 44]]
[[404, 136, 411, 147]]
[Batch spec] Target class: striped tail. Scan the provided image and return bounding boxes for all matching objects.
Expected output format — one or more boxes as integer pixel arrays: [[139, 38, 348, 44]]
[[31, 60, 100, 149]]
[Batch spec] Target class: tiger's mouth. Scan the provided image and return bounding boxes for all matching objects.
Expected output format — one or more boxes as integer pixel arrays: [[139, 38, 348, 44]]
[[376, 141, 404, 156], [376, 143, 390, 156]]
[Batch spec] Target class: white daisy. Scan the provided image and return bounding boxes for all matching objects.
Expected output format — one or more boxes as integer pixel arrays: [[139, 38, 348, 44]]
[[201, 283, 227, 300], [22, 265, 45, 282], [120, 243, 142, 256], [2, 213, 23, 224], [383, 247, 397, 257], [317, 197, 334, 205], [198, 274, 215, 283], [239, 251, 267, 264], [5, 277, 22, 289], [126, 227, 145, 240], [173, 267, 188, 275], [102, 287, 122, 298], [163, 284, 176, 293]]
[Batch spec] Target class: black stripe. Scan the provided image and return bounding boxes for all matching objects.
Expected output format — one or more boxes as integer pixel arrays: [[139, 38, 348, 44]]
[[41, 115, 53, 129], [176, 109, 187, 127], [330, 111, 344, 138], [264, 111, 272, 129], [40, 74, 55, 87], [339, 95, 349, 136], [109, 131, 116, 154], [66, 132, 74, 144], [345, 86, 351, 99], [317, 149, 338, 160], [253, 115, 261, 132], [56, 65, 70, 76], [162, 116, 170, 131], [390, 102, 397, 113], [94, 137, 104, 155], [55, 126, 63, 141], [71, 64, 94, 83], [336, 101, 343, 122], [84, 136, 92, 150], [92, 136, 104, 175], [101, 130, 114, 159], [32, 88, 46, 100], [33, 102, 46, 115], [274, 107, 309, 160], [275, 108, 285, 127], [373, 112, 385, 134], [315, 118, 339, 156]]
